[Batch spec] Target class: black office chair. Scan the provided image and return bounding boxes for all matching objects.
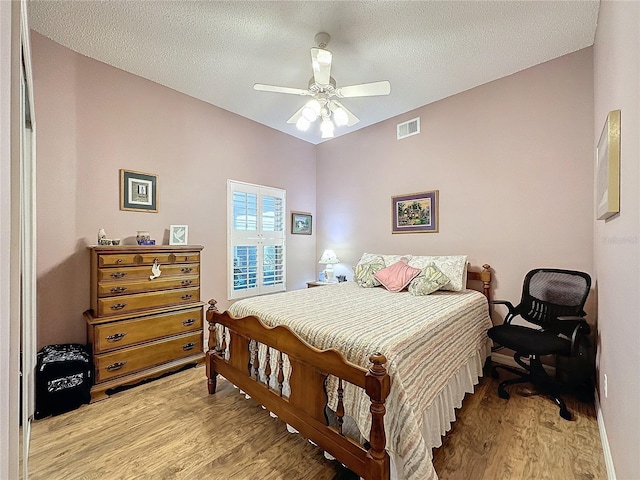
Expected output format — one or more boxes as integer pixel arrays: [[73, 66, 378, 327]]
[[487, 268, 592, 420]]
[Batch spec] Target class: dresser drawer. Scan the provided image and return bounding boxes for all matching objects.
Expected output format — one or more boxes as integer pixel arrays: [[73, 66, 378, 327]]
[[97, 287, 200, 317], [137, 251, 200, 265], [98, 251, 200, 267], [97, 263, 200, 282], [95, 332, 202, 382], [97, 275, 200, 297], [93, 307, 203, 353]]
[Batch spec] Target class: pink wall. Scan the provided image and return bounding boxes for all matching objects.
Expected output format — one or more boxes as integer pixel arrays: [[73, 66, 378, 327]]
[[593, 1, 640, 478], [316, 48, 595, 314], [31, 32, 317, 348]]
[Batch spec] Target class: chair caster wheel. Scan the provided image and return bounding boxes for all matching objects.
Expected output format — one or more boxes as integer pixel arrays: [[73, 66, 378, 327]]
[[560, 409, 572, 421], [498, 387, 510, 400], [491, 368, 499, 379]]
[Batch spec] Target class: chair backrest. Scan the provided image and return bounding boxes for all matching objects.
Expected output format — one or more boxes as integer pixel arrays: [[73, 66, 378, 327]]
[[519, 268, 591, 327]]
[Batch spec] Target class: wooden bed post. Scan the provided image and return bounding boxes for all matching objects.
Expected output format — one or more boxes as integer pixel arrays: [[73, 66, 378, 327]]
[[206, 299, 219, 394], [480, 264, 492, 303], [365, 353, 391, 480]]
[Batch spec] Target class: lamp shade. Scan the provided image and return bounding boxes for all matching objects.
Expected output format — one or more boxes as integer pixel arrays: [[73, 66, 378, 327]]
[[318, 249, 340, 264]]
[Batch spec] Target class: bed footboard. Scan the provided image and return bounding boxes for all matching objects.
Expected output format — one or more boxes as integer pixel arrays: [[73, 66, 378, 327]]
[[205, 299, 391, 480]]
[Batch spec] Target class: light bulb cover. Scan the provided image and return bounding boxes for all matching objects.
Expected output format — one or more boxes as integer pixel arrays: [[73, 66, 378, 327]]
[[302, 99, 321, 122], [333, 107, 348, 127], [320, 118, 335, 138], [296, 116, 311, 131]]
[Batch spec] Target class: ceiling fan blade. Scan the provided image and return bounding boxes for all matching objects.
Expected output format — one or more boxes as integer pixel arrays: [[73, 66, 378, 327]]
[[286, 105, 306, 124], [254, 84, 311, 96], [311, 47, 332, 85], [331, 101, 360, 127], [336, 80, 391, 98]]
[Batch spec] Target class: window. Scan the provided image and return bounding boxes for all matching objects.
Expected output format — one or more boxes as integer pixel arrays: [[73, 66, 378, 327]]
[[228, 180, 286, 300]]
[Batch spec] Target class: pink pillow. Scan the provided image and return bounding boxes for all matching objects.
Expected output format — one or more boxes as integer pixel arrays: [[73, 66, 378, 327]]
[[374, 259, 422, 293]]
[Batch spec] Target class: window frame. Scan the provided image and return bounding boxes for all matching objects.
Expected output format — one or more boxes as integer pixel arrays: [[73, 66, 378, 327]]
[[227, 180, 286, 300]]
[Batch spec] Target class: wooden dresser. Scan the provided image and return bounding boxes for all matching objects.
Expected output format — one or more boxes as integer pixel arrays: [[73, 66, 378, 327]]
[[84, 245, 205, 402]]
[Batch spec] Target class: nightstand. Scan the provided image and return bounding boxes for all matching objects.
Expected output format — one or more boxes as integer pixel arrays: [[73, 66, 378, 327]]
[[306, 281, 334, 288]]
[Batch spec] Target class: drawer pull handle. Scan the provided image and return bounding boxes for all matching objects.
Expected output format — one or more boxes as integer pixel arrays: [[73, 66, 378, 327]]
[[181, 294, 193, 300], [116, 259, 122, 264], [110, 303, 127, 310], [181, 280, 192, 286], [181, 267, 192, 273], [110, 286, 127, 294], [182, 342, 196, 351], [106, 332, 127, 342], [185, 256, 190, 261], [106, 361, 127, 371], [110, 272, 126, 279], [182, 318, 196, 327]]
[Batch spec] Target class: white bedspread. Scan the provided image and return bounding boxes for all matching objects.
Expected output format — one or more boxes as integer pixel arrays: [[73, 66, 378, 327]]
[[229, 282, 492, 480]]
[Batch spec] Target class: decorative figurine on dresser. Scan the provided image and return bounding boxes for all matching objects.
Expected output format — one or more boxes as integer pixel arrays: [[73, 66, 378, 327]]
[[84, 245, 205, 402]]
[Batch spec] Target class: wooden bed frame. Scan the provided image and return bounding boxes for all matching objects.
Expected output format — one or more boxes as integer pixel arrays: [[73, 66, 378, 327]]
[[205, 264, 491, 480]]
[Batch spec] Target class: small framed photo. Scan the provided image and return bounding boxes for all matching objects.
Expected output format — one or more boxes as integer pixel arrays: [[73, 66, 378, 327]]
[[291, 211, 312, 235], [120, 169, 158, 213], [392, 190, 439, 234], [169, 225, 189, 245]]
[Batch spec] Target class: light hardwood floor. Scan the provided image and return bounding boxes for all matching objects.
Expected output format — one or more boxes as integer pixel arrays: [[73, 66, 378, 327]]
[[26, 364, 606, 480]]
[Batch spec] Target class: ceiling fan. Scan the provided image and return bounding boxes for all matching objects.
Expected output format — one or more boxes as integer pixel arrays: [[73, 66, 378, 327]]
[[253, 32, 391, 138]]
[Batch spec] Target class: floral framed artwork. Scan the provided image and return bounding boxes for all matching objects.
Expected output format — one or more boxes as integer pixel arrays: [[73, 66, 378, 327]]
[[169, 225, 189, 245], [120, 169, 158, 213], [291, 211, 312, 235], [392, 190, 439, 234], [596, 110, 621, 220]]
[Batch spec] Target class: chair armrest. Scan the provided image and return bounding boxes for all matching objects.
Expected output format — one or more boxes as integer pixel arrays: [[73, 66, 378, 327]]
[[555, 317, 590, 355], [489, 300, 517, 323]]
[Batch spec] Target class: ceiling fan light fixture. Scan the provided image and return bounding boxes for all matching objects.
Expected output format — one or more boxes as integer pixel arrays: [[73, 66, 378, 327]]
[[296, 116, 311, 131], [302, 99, 321, 122], [333, 106, 348, 127], [320, 118, 335, 138]]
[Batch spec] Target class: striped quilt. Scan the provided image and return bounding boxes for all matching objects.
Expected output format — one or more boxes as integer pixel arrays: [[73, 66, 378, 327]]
[[229, 281, 492, 480]]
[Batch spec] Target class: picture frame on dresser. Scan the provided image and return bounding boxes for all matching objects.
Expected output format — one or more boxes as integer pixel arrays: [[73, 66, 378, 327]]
[[120, 169, 158, 213], [169, 225, 189, 245]]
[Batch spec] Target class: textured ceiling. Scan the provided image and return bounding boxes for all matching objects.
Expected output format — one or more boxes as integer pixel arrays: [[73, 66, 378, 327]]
[[28, 1, 599, 145]]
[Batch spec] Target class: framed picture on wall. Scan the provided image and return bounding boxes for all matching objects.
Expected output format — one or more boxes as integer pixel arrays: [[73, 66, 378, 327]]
[[169, 225, 189, 245], [596, 110, 621, 220], [291, 212, 312, 235], [392, 190, 439, 233], [120, 169, 158, 213]]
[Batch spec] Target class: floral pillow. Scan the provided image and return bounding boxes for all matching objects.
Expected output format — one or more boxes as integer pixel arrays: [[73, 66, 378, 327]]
[[408, 255, 468, 291], [357, 252, 413, 267], [353, 256, 385, 288], [373, 258, 421, 293], [408, 263, 450, 296]]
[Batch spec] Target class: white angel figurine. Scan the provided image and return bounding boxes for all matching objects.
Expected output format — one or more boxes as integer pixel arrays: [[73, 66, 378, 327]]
[[149, 261, 162, 280]]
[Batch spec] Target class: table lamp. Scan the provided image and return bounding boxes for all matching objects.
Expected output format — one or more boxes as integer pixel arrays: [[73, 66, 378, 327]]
[[319, 249, 340, 283]]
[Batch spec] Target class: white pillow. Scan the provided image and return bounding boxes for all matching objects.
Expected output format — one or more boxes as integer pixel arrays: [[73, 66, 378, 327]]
[[357, 252, 413, 267], [408, 255, 468, 291]]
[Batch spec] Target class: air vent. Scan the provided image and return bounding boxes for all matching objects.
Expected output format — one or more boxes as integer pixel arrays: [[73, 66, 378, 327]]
[[397, 117, 420, 140]]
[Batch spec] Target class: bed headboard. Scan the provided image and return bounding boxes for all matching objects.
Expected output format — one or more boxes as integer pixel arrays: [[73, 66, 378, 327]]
[[467, 264, 492, 302]]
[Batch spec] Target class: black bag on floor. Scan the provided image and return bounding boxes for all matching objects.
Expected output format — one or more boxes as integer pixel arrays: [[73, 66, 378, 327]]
[[35, 344, 92, 419]]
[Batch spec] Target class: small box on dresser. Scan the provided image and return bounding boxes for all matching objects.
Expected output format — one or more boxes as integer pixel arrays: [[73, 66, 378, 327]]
[[84, 245, 205, 402]]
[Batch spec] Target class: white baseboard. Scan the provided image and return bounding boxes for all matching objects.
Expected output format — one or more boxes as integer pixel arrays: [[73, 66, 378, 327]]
[[594, 390, 617, 480], [490, 351, 556, 375]]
